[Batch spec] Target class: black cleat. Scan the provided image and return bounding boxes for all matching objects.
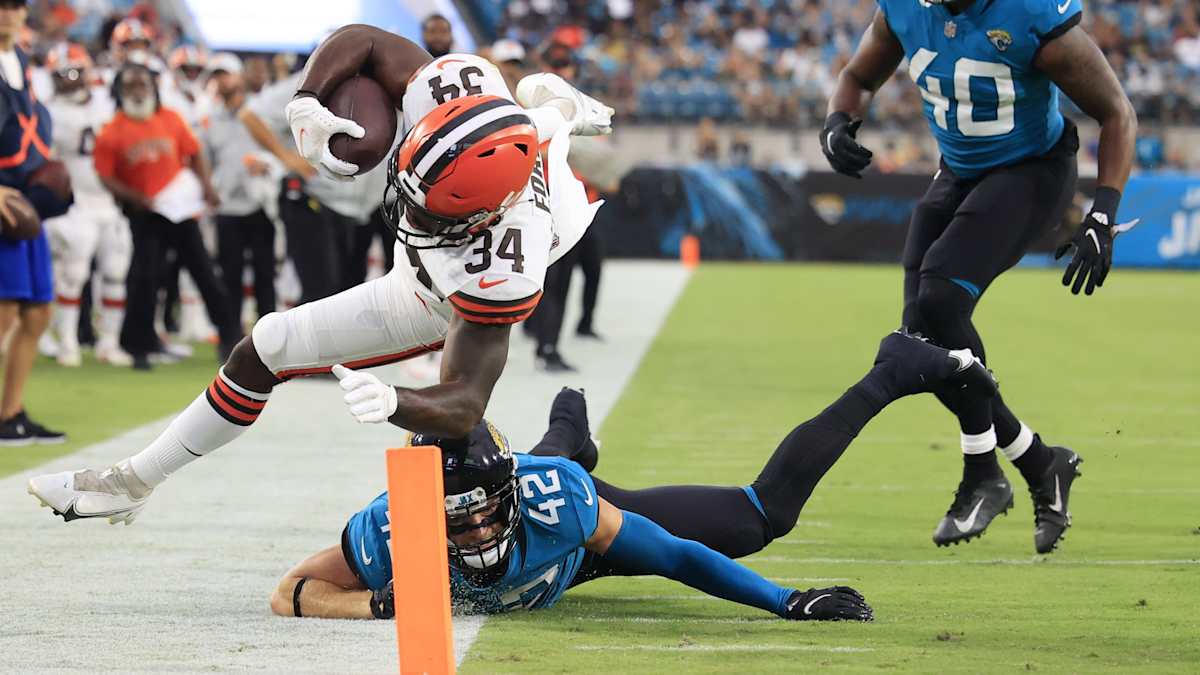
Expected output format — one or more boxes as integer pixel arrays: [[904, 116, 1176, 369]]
[[536, 349, 577, 373], [932, 473, 1014, 547], [874, 330, 998, 399], [1029, 447, 1083, 554], [548, 387, 599, 472]]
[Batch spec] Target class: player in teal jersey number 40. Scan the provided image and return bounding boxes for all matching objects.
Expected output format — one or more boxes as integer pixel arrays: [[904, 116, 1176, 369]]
[[269, 330, 997, 623], [820, 0, 1137, 552]]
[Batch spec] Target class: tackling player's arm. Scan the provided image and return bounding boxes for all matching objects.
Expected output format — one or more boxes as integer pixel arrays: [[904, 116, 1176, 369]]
[[585, 497, 872, 621], [822, 9, 906, 177], [270, 545, 390, 620], [1036, 26, 1138, 295]]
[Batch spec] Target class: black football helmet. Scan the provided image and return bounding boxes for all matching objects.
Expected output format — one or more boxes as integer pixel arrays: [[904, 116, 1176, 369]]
[[411, 420, 520, 584]]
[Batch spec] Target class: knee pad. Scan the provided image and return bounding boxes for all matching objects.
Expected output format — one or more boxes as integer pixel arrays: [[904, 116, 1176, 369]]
[[915, 277, 975, 337], [54, 258, 90, 298], [250, 311, 290, 373]]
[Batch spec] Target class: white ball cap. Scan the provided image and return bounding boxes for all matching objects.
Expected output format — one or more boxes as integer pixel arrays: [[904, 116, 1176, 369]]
[[206, 52, 243, 76], [490, 39, 526, 64]]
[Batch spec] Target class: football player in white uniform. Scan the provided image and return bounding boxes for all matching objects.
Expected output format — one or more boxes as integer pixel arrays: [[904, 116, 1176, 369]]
[[41, 44, 132, 367], [28, 25, 614, 525]]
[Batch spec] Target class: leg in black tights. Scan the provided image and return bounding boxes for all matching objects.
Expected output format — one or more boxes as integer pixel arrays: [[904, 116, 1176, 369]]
[[532, 370, 898, 563]]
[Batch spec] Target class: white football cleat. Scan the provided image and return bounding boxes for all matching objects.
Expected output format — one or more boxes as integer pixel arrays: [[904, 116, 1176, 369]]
[[95, 342, 134, 367], [56, 345, 82, 368], [516, 73, 614, 136], [27, 461, 152, 525]]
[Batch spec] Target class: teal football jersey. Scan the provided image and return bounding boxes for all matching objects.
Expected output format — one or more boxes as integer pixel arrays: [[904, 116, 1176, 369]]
[[879, 0, 1082, 177]]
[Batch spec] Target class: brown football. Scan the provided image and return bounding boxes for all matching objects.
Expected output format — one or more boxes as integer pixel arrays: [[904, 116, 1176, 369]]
[[28, 159, 72, 203], [0, 191, 40, 240], [325, 74, 398, 175]]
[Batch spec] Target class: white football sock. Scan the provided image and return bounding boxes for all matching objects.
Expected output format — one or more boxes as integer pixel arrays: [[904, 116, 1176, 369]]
[[54, 300, 80, 349], [99, 292, 125, 345], [129, 368, 270, 487], [961, 426, 997, 455], [999, 422, 1034, 461]]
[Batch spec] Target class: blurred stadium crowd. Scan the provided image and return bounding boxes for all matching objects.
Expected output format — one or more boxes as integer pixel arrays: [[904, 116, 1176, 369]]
[[481, 0, 1200, 168], [0, 0, 1194, 444], [489, 0, 1200, 124]]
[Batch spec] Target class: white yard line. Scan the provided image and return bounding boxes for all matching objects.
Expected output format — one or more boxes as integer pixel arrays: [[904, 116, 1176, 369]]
[[0, 261, 692, 674], [743, 557, 1200, 566], [572, 644, 874, 653]]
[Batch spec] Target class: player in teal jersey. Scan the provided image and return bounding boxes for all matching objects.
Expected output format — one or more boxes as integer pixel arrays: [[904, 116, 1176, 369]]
[[820, 0, 1136, 552], [268, 331, 996, 622]]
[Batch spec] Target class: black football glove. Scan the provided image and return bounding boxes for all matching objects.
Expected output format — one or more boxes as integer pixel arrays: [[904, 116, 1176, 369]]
[[820, 112, 873, 179], [783, 586, 874, 622], [1055, 187, 1120, 296], [370, 580, 394, 619]]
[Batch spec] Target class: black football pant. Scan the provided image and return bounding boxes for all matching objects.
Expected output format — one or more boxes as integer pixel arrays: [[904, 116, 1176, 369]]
[[278, 191, 360, 305], [574, 225, 603, 335], [528, 370, 896, 587], [216, 210, 276, 331], [900, 120, 1078, 443], [121, 213, 239, 358], [528, 243, 578, 357], [344, 209, 397, 287]]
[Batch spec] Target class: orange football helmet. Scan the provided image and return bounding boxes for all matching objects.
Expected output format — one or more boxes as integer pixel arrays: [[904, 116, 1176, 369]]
[[385, 94, 538, 249], [45, 42, 93, 73], [110, 18, 155, 62]]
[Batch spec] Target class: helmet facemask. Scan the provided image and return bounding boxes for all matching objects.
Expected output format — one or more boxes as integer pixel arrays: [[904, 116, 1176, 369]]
[[444, 477, 521, 583], [382, 145, 519, 250]]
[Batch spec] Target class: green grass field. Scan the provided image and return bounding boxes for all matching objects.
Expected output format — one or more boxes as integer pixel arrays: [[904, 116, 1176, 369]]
[[5, 265, 1197, 672], [0, 343, 219, 476], [462, 264, 1200, 673]]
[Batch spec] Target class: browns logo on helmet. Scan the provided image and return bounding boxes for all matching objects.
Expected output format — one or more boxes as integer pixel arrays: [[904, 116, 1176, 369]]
[[383, 94, 538, 249], [46, 43, 93, 98]]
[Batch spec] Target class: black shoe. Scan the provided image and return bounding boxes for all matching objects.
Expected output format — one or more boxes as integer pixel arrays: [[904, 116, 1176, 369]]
[[0, 415, 35, 447], [536, 350, 577, 373], [874, 330, 998, 399], [132, 353, 153, 371], [12, 411, 66, 444], [576, 327, 604, 341], [548, 387, 599, 472], [1028, 447, 1083, 554], [932, 472, 1014, 546]]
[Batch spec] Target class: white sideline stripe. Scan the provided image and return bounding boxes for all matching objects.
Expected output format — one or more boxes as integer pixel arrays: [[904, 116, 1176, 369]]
[[572, 644, 873, 654], [577, 617, 776, 625], [747, 557, 1200, 566], [614, 575, 849, 583], [458, 262, 693, 666]]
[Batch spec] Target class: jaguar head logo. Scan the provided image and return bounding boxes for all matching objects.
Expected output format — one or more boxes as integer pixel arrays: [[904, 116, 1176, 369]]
[[987, 29, 1013, 52]]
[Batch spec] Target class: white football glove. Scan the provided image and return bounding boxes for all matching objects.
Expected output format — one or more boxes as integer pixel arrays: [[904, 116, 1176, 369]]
[[284, 95, 365, 182], [332, 364, 398, 424], [515, 73, 614, 136]]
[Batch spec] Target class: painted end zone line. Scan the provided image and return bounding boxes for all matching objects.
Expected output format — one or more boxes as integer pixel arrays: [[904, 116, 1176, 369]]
[[743, 557, 1200, 566], [572, 644, 873, 654]]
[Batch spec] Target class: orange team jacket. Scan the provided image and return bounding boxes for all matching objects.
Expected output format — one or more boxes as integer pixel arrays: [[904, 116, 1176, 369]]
[[92, 107, 199, 199]]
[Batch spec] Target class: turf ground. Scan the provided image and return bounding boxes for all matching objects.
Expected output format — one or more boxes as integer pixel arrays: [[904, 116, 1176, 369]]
[[4, 264, 1197, 673], [461, 264, 1200, 673], [0, 343, 219, 477]]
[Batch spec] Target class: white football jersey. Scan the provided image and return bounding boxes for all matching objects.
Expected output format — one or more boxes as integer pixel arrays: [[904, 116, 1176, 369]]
[[394, 54, 551, 325], [46, 89, 118, 209]]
